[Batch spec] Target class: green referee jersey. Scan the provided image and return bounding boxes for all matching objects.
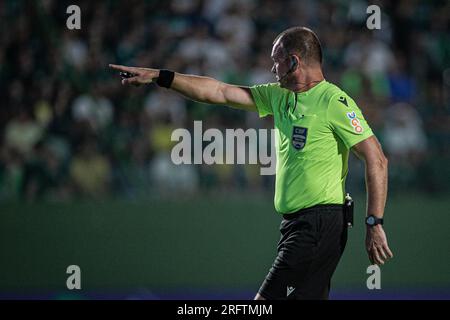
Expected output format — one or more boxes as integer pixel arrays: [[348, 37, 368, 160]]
[[250, 80, 374, 214]]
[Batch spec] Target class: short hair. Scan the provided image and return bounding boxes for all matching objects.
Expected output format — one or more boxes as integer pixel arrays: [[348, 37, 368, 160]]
[[273, 27, 322, 65]]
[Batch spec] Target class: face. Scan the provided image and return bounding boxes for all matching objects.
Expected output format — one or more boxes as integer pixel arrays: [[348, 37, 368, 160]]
[[271, 40, 291, 86]]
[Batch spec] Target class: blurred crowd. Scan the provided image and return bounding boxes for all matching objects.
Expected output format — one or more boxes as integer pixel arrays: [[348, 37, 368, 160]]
[[0, 0, 449, 202]]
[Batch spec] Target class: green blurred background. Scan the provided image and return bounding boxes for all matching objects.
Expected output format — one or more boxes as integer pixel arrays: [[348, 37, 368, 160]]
[[1, 192, 449, 299]]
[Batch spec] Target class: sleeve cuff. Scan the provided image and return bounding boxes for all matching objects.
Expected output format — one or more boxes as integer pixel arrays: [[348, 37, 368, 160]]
[[250, 86, 271, 118]]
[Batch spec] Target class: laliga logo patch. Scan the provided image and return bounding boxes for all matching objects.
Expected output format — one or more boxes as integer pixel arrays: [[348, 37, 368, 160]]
[[346, 112, 363, 133]]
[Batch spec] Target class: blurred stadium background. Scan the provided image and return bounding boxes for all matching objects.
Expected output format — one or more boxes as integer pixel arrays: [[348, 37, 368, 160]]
[[0, 0, 449, 299]]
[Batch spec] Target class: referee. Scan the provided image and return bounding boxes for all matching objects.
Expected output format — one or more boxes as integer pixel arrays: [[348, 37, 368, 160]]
[[110, 26, 393, 300]]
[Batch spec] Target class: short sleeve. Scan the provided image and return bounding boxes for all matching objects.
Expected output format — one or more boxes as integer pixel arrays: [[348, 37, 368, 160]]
[[327, 92, 374, 149], [250, 83, 279, 118]]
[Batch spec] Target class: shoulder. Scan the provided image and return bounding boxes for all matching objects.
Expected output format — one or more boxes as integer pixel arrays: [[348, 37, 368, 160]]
[[321, 81, 356, 110], [321, 82, 346, 104], [250, 82, 290, 117]]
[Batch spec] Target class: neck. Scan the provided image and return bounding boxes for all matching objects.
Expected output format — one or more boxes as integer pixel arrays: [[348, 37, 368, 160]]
[[290, 67, 324, 93]]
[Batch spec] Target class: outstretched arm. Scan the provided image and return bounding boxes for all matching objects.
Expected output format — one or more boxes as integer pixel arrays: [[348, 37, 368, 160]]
[[352, 135, 394, 265], [109, 64, 257, 112]]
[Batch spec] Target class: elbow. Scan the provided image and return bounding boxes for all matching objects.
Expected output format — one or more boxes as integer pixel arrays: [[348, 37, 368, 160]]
[[382, 153, 388, 168], [377, 153, 388, 172]]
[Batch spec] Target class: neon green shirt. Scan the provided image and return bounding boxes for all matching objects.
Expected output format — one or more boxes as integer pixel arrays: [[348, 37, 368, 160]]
[[251, 80, 373, 214]]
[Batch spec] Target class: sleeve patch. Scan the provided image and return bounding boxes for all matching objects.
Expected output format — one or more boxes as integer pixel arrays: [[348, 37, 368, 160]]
[[346, 111, 364, 133]]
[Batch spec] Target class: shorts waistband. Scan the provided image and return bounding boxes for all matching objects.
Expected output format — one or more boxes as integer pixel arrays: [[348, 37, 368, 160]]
[[282, 204, 343, 220]]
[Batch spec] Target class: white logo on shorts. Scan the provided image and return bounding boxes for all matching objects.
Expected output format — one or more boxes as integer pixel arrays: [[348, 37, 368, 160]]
[[287, 286, 295, 297]]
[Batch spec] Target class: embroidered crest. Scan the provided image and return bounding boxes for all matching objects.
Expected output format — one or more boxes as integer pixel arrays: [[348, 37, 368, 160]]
[[292, 126, 308, 150]]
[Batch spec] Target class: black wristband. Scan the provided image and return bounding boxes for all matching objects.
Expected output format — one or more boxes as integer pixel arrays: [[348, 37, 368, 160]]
[[156, 69, 175, 88]]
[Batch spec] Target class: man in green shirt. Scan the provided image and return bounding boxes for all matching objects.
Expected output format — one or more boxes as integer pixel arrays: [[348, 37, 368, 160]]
[[251, 79, 374, 214], [110, 26, 393, 300]]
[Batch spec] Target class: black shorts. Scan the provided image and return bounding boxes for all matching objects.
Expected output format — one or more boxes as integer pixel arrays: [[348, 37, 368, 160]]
[[258, 204, 348, 300]]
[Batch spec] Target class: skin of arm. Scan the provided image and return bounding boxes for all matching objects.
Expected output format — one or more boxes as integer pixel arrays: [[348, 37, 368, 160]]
[[109, 65, 257, 111], [171, 73, 256, 111], [352, 135, 388, 219]]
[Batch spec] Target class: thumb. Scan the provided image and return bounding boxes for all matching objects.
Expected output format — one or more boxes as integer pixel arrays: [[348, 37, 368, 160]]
[[121, 76, 141, 86]]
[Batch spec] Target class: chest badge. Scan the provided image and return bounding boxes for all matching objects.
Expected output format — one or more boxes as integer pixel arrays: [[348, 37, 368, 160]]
[[292, 126, 308, 150]]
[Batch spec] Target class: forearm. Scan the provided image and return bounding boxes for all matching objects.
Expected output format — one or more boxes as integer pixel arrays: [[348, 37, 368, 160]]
[[364, 156, 393, 265], [109, 64, 255, 111], [170, 72, 226, 105], [364, 157, 388, 218]]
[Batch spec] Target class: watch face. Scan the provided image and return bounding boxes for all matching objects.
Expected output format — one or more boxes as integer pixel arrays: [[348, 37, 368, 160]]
[[366, 216, 375, 225]]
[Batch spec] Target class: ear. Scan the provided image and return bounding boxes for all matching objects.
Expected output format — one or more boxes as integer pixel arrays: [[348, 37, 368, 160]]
[[291, 56, 298, 69]]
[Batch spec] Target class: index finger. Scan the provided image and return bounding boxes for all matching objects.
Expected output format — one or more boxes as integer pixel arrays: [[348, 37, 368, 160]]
[[109, 64, 139, 73]]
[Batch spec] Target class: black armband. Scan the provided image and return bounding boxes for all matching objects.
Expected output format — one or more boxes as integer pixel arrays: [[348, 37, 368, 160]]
[[156, 69, 175, 88]]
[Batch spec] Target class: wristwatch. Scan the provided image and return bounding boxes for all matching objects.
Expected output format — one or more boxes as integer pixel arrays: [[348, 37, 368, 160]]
[[365, 215, 384, 227]]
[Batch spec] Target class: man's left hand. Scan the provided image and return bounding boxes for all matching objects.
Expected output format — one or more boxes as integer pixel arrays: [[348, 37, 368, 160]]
[[366, 225, 394, 265]]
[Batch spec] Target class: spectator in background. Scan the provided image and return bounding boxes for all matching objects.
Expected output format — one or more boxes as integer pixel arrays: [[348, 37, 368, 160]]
[[69, 139, 111, 199], [144, 89, 187, 127], [148, 112, 199, 195], [382, 102, 427, 189], [20, 140, 67, 201], [0, 146, 24, 200], [383, 102, 427, 162], [388, 52, 416, 103], [215, 2, 256, 57], [62, 32, 89, 71], [71, 84, 114, 133], [178, 22, 233, 78], [4, 109, 44, 159]]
